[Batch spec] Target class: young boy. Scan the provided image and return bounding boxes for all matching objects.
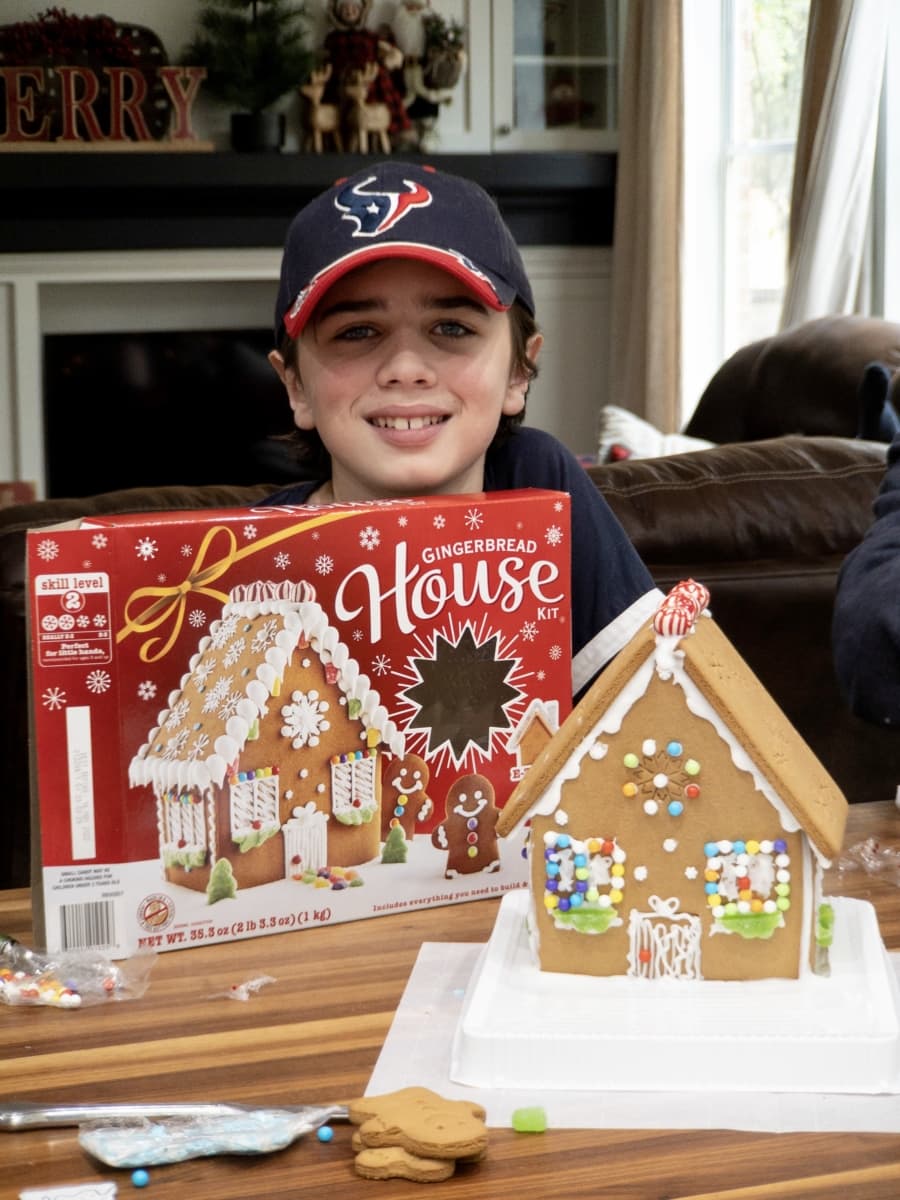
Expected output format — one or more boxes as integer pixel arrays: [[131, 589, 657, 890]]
[[265, 159, 661, 697]]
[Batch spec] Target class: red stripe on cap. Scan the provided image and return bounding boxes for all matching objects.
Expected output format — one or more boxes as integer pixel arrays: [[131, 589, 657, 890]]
[[283, 243, 510, 338]]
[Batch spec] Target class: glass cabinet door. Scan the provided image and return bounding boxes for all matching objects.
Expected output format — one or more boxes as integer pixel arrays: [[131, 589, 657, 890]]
[[492, 0, 623, 150]]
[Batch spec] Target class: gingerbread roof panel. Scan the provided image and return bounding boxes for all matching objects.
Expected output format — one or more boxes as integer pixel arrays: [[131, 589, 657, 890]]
[[128, 581, 404, 794]]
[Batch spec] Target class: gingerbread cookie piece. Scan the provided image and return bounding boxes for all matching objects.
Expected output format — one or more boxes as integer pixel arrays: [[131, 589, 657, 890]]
[[431, 774, 501, 877], [347, 1086, 488, 1162], [382, 752, 433, 841], [354, 1146, 456, 1183]]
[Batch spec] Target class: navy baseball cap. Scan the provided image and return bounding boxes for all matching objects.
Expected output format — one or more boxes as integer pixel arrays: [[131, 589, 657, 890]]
[[274, 160, 535, 342]]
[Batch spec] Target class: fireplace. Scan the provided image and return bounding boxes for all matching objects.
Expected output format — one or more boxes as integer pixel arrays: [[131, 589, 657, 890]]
[[1, 247, 289, 498], [43, 328, 295, 497]]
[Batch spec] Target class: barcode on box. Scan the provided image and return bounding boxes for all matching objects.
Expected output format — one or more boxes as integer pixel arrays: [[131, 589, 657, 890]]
[[59, 900, 116, 951]]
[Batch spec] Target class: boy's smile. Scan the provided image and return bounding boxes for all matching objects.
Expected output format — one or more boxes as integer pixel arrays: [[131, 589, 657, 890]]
[[271, 259, 541, 503]]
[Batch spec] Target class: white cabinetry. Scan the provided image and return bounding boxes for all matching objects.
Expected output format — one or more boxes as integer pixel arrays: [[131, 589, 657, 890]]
[[406, 0, 623, 153]]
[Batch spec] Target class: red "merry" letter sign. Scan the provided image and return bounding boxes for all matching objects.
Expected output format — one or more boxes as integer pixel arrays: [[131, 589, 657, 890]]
[[0, 64, 207, 144]]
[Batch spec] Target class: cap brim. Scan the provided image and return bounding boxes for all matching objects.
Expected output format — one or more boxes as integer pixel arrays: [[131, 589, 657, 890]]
[[282, 242, 516, 338]]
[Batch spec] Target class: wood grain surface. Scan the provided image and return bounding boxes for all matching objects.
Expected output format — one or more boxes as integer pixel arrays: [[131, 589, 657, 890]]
[[2, 800, 899, 1200]]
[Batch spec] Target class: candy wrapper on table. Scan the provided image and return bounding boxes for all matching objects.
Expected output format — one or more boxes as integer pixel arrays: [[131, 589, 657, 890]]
[[0, 934, 154, 1008], [26, 491, 573, 958]]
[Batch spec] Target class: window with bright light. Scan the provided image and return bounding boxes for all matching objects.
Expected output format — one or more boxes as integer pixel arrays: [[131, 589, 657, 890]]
[[722, 0, 810, 350], [682, 0, 810, 424]]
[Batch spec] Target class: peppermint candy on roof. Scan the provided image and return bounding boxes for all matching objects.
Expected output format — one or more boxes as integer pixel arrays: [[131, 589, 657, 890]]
[[653, 579, 711, 638]]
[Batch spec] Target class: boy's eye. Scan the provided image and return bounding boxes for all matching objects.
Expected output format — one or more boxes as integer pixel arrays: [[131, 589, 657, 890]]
[[335, 324, 375, 341], [434, 320, 472, 338]]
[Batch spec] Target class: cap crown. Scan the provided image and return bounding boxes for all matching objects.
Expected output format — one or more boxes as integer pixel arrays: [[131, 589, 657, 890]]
[[275, 161, 534, 341]]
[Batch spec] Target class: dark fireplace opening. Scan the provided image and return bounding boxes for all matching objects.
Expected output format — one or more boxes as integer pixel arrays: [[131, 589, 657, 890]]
[[43, 330, 304, 499]]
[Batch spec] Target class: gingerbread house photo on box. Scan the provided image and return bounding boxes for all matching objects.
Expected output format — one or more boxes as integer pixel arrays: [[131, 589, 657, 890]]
[[128, 575, 558, 902], [496, 580, 849, 983], [128, 580, 409, 899]]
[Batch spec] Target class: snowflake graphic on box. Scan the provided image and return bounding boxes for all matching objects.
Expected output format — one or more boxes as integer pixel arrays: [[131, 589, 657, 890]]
[[135, 537, 157, 560], [85, 670, 111, 694], [393, 617, 527, 771], [42, 687, 66, 711], [359, 525, 380, 551], [36, 539, 59, 562]]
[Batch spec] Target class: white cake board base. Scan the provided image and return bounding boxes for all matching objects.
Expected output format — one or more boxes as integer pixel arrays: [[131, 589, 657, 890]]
[[450, 891, 900, 1094]]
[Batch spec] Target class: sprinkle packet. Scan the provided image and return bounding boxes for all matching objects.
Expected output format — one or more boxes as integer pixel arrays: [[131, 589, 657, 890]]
[[0, 934, 155, 1008]]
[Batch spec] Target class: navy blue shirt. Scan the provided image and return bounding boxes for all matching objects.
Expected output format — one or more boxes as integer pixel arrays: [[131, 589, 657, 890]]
[[833, 432, 900, 725], [263, 427, 661, 698]]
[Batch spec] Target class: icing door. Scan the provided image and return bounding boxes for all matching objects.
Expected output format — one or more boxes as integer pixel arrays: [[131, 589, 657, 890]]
[[627, 896, 703, 979]]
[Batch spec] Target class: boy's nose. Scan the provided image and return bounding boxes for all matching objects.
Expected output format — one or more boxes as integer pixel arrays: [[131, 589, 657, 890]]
[[375, 340, 436, 388]]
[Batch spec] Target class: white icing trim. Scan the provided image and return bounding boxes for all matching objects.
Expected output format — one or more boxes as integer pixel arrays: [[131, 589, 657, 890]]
[[572, 587, 664, 696]]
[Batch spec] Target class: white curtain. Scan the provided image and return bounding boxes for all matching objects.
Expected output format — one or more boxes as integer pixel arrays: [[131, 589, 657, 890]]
[[609, 0, 683, 433], [780, 0, 887, 328]]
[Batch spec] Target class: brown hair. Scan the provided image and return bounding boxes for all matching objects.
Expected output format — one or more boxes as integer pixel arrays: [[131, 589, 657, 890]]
[[274, 303, 539, 478]]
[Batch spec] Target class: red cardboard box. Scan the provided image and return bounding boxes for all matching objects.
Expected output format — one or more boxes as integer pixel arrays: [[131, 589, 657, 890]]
[[27, 491, 572, 956]]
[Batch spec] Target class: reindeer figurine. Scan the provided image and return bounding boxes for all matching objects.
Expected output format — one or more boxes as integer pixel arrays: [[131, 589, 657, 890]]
[[299, 64, 343, 153], [341, 62, 392, 154]]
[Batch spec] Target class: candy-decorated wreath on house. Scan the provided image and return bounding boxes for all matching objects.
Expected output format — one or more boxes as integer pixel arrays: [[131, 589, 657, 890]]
[[496, 580, 849, 982]]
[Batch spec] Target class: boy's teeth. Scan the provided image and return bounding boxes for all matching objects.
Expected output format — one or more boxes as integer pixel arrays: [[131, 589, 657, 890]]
[[374, 415, 441, 430]]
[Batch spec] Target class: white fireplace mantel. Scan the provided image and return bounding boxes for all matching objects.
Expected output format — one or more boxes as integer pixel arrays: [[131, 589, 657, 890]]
[[1, 245, 610, 498]]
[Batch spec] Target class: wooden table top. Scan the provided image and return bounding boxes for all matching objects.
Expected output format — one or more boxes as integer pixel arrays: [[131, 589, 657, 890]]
[[3, 800, 900, 1200]]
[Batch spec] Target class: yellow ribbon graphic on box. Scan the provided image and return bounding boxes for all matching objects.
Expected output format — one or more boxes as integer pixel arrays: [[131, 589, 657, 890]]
[[117, 509, 366, 662]]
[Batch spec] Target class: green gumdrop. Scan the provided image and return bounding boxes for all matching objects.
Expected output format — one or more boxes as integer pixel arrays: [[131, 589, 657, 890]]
[[511, 1106, 547, 1133]]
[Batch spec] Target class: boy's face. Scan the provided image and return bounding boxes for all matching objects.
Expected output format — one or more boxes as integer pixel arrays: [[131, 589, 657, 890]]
[[270, 259, 541, 503]]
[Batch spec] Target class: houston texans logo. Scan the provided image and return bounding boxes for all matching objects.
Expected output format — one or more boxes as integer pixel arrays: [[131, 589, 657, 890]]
[[335, 176, 432, 237]]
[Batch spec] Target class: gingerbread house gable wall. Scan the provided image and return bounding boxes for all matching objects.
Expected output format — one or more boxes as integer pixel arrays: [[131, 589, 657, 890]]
[[526, 662, 813, 981], [132, 586, 404, 888], [249, 640, 382, 865]]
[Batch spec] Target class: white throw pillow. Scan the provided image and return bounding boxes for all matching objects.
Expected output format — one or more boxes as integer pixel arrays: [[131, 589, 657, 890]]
[[597, 405, 716, 462]]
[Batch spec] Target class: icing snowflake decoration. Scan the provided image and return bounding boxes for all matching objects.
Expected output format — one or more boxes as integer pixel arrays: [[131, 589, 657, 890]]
[[281, 689, 331, 748], [621, 738, 700, 817]]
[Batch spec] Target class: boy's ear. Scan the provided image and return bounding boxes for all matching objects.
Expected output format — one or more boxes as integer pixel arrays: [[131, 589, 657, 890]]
[[268, 349, 315, 430], [503, 330, 543, 416]]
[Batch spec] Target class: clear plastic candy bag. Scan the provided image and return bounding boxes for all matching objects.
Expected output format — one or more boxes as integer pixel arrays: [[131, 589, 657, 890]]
[[836, 836, 900, 886], [0, 933, 155, 1008]]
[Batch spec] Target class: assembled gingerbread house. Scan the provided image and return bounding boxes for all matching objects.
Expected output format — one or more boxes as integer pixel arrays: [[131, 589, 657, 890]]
[[129, 581, 405, 897], [496, 581, 849, 982]]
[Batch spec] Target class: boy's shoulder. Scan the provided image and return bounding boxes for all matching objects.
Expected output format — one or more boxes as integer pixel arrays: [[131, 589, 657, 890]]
[[486, 426, 581, 489]]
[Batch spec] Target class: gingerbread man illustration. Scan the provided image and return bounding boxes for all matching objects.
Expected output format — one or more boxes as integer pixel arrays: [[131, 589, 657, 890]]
[[382, 752, 433, 841], [431, 773, 500, 878]]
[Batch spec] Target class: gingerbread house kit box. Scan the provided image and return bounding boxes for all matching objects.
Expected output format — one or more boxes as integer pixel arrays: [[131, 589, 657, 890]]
[[27, 491, 572, 958]]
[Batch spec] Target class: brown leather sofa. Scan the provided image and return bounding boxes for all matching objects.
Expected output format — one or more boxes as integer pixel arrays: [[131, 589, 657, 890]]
[[684, 314, 900, 442], [0, 435, 892, 890]]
